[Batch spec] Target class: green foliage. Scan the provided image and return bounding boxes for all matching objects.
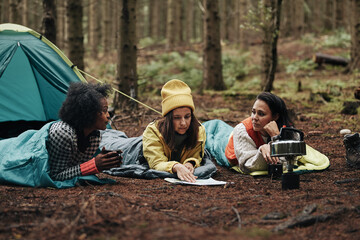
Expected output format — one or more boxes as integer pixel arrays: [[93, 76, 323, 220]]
[[320, 28, 351, 49], [230, 76, 262, 93], [138, 37, 157, 48], [222, 52, 252, 88], [138, 51, 203, 91], [285, 59, 317, 74]]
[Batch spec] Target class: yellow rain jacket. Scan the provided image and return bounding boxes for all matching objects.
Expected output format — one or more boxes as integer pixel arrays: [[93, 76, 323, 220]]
[[142, 121, 206, 173]]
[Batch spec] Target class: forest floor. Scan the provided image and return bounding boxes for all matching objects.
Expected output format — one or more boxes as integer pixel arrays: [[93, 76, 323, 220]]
[[0, 39, 360, 240]]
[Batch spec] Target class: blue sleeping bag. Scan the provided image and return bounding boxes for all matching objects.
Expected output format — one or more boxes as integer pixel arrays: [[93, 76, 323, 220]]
[[0, 122, 114, 188]]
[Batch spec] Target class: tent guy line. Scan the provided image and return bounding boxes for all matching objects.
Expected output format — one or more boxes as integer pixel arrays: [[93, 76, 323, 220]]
[[78, 69, 162, 115]]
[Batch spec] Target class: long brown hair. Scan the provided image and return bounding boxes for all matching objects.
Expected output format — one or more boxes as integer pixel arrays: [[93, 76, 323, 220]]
[[157, 109, 200, 151]]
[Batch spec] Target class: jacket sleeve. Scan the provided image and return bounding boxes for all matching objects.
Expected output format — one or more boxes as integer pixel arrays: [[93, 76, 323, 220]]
[[233, 123, 267, 173], [142, 124, 179, 173], [182, 124, 206, 168], [47, 126, 99, 181]]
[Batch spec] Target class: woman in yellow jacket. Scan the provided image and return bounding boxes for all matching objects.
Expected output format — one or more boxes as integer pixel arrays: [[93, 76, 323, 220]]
[[142, 79, 206, 183]]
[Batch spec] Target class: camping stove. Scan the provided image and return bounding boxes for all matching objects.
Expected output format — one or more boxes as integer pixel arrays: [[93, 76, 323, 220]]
[[270, 127, 306, 190]]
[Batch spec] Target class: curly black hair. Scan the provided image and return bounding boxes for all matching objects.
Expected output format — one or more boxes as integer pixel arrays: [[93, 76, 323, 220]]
[[59, 82, 112, 131]]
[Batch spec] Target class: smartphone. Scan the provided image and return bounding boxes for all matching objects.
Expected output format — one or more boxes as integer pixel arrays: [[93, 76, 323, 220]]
[[101, 149, 122, 156]]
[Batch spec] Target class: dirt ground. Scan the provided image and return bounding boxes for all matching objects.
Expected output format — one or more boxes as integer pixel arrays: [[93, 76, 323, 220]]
[[0, 92, 359, 240], [1, 38, 360, 239]]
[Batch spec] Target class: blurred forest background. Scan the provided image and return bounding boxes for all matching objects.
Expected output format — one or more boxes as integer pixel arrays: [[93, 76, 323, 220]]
[[1, 0, 360, 115]]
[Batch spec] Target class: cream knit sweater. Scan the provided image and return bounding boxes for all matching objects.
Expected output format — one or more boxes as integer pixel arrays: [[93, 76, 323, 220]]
[[232, 123, 269, 173]]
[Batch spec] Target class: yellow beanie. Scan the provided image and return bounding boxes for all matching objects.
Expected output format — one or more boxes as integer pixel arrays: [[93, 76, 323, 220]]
[[161, 79, 195, 116]]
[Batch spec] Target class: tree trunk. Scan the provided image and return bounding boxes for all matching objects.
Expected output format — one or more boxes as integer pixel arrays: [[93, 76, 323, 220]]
[[102, 0, 111, 54], [195, 0, 204, 42], [42, 0, 56, 44], [160, 0, 167, 39], [185, 0, 194, 43], [262, 0, 282, 92], [149, 0, 160, 40], [177, 0, 184, 44], [202, 0, 225, 91], [219, 0, 226, 41], [349, 0, 360, 71], [88, 0, 99, 58], [67, 0, 84, 71], [111, 1, 118, 49], [136, 0, 145, 40], [166, 0, 177, 49], [239, 0, 248, 48], [293, 0, 304, 38], [9, 0, 21, 24], [22, 0, 29, 27], [1, 0, 10, 23], [115, 0, 137, 111], [324, 0, 334, 30], [280, 0, 292, 37], [56, 0, 66, 50]]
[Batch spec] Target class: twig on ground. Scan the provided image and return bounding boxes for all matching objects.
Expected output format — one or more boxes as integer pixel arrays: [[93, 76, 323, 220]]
[[162, 212, 207, 227], [334, 178, 360, 184], [273, 206, 356, 232], [231, 206, 242, 229]]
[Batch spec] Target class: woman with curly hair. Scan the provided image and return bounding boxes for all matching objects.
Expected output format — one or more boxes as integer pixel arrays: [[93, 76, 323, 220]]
[[142, 79, 206, 183], [47, 82, 122, 181]]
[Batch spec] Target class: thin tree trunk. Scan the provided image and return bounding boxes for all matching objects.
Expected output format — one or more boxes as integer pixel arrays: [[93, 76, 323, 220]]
[[149, 0, 160, 40], [136, 0, 145, 40], [22, 0, 29, 26], [88, 0, 99, 58], [67, 0, 84, 71], [202, 0, 225, 91], [185, 0, 194, 43], [160, 0, 167, 39], [263, 0, 282, 92], [102, 0, 111, 54], [42, 0, 56, 44], [195, 0, 204, 42], [115, 0, 137, 111], [56, 0, 66, 50], [324, 0, 334, 30], [9, 0, 21, 24], [111, 1, 118, 49], [239, 0, 248, 48], [1, 0, 10, 23], [177, 0, 184, 44], [166, 0, 176, 49], [293, 0, 304, 38], [349, 0, 360, 71]]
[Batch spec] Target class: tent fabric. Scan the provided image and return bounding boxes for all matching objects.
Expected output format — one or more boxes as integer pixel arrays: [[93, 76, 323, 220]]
[[0, 23, 86, 124], [203, 119, 330, 175], [0, 122, 115, 188], [100, 129, 218, 179]]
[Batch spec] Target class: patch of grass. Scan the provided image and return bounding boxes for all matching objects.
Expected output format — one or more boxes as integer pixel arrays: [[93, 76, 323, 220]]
[[138, 51, 203, 91], [230, 76, 263, 93], [233, 227, 273, 238], [222, 51, 253, 87], [284, 59, 317, 75], [320, 28, 351, 49]]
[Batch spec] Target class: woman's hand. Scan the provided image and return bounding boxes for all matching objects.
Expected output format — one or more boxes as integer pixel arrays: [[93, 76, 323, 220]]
[[259, 144, 279, 165], [172, 163, 197, 183], [184, 162, 195, 173], [95, 147, 122, 172], [263, 120, 280, 138]]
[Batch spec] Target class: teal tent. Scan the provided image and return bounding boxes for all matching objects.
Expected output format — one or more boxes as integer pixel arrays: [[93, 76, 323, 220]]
[[0, 23, 86, 138]]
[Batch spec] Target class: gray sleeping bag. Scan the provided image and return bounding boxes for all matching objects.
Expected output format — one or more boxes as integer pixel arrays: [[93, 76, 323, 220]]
[[100, 129, 217, 179]]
